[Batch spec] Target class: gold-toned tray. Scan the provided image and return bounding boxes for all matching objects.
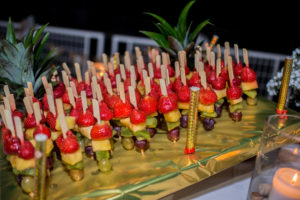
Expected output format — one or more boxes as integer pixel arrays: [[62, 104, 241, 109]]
[[1, 97, 298, 200]]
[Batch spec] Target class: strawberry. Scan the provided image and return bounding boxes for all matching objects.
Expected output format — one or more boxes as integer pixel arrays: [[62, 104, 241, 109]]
[[232, 77, 242, 87], [91, 123, 112, 140], [12, 110, 24, 120], [85, 84, 93, 98], [53, 82, 65, 98], [173, 77, 183, 92], [113, 100, 132, 118], [241, 66, 257, 82], [33, 124, 51, 139], [99, 102, 113, 121], [188, 72, 200, 87], [212, 76, 226, 90], [18, 141, 35, 159], [234, 62, 243, 76], [77, 82, 85, 94], [75, 98, 83, 109], [62, 91, 70, 104], [42, 94, 49, 111], [46, 112, 57, 130], [24, 114, 36, 129], [220, 67, 229, 82], [110, 75, 117, 89], [158, 96, 177, 113], [70, 78, 78, 88], [130, 109, 146, 124], [77, 110, 96, 127], [123, 78, 131, 93], [154, 68, 162, 79], [199, 87, 217, 105], [167, 89, 178, 102], [104, 94, 120, 109], [125, 89, 141, 105], [149, 89, 159, 102], [167, 64, 175, 77], [227, 86, 242, 100], [69, 107, 82, 123], [178, 85, 190, 102], [207, 70, 216, 84], [1, 126, 11, 144], [58, 131, 79, 153], [4, 137, 20, 155], [184, 64, 190, 75], [139, 95, 157, 115]]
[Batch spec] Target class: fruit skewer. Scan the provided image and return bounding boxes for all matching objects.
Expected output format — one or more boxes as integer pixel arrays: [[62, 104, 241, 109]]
[[3, 85, 24, 120], [90, 99, 113, 172]]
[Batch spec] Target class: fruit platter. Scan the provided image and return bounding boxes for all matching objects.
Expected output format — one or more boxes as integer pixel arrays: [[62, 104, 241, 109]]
[[1, 42, 299, 200]]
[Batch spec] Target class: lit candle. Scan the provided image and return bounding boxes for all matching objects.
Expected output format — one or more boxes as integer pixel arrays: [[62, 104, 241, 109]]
[[269, 168, 300, 200]]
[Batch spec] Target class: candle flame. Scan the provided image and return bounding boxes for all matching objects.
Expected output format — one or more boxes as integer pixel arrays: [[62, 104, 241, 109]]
[[291, 173, 298, 185], [293, 147, 298, 155]]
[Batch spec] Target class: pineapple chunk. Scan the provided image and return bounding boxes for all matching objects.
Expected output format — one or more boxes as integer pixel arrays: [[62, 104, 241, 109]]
[[79, 126, 93, 139], [92, 139, 111, 151], [241, 81, 258, 91], [120, 118, 131, 128], [9, 155, 17, 168], [229, 97, 243, 105], [51, 130, 62, 141], [55, 116, 76, 131], [178, 102, 190, 110], [148, 112, 158, 117], [61, 149, 83, 166], [119, 118, 146, 132], [186, 72, 193, 79], [14, 157, 35, 171], [63, 103, 72, 111], [214, 88, 227, 100], [164, 109, 181, 122], [25, 128, 35, 140], [170, 77, 175, 83], [30, 139, 54, 156], [87, 99, 92, 106], [73, 124, 79, 132], [198, 103, 215, 113]]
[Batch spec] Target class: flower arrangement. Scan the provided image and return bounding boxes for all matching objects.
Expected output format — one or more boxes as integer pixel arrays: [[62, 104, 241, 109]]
[[266, 47, 300, 107]]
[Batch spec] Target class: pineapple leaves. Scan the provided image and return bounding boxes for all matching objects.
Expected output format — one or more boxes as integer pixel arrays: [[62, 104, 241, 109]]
[[24, 29, 34, 49], [188, 19, 211, 42], [144, 12, 177, 37], [32, 23, 49, 45], [168, 36, 183, 52], [177, 0, 195, 43], [6, 18, 16, 44], [139, 31, 170, 49], [34, 32, 50, 71]]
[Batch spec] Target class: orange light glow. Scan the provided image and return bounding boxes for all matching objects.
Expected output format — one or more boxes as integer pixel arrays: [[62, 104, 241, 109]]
[[93, 62, 106, 78], [291, 173, 298, 185], [293, 148, 298, 155]]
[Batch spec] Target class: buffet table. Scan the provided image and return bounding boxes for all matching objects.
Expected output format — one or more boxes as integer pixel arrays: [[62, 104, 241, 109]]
[[1, 97, 299, 200]]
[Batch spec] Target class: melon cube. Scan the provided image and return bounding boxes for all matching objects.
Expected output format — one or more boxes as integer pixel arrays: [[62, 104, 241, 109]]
[[55, 116, 76, 131], [79, 126, 93, 139], [61, 149, 83, 166], [163, 109, 181, 122], [241, 81, 258, 91], [198, 103, 214, 113], [92, 139, 111, 151], [178, 102, 190, 110]]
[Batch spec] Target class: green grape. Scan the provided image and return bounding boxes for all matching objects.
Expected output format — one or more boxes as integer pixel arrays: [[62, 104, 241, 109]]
[[121, 137, 134, 150], [21, 176, 34, 193], [98, 158, 112, 172]]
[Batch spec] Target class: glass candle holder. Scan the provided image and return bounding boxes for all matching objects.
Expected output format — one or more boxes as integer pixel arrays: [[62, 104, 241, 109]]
[[248, 114, 300, 200]]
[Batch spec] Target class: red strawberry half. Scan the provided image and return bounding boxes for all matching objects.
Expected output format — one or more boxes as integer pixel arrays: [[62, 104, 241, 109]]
[[69, 107, 82, 123], [104, 94, 120, 109], [212, 76, 226, 90], [91, 123, 112, 140], [46, 112, 57, 130], [12, 110, 24, 120], [24, 114, 36, 129], [199, 87, 217, 105], [173, 77, 183, 92], [77, 110, 96, 127], [227, 86, 242, 100], [139, 95, 157, 115], [4, 137, 20, 155], [241, 66, 257, 82], [58, 131, 79, 154], [53, 82, 65, 98], [33, 124, 51, 139], [113, 100, 132, 118], [130, 109, 146, 124], [158, 96, 177, 113], [18, 141, 35, 159], [178, 85, 190, 102]]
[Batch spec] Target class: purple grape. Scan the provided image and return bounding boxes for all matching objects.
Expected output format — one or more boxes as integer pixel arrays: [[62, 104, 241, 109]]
[[215, 105, 222, 118], [168, 127, 180, 142], [113, 126, 121, 138], [16, 174, 24, 186], [46, 156, 54, 170], [146, 128, 157, 138], [135, 139, 149, 151], [202, 118, 215, 131], [156, 114, 164, 129], [231, 112, 242, 121], [85, 146, 94, 157], [180, 115, 188, 128]]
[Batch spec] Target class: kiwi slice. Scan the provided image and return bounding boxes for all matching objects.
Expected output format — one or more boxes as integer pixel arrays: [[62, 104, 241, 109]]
[[229, 102, 243, 113], [201, 112, 217, 118], [13, 168, 35, 176], [146, 117, 158, 128], [133, 130, 150, 140], [121, 127, 133, 137], [166, 121, 180, 131], [216, 98, 224, 106], [244, 90, 257, 99], [65, 161, 84, 170], [181, 109, 189, 115], [95, 151, 110, 161]]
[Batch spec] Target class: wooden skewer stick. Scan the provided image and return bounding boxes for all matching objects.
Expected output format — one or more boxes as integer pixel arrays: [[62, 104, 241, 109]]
[[103, 73, 113, 95], [9, 94, 16, 111], [91, 62, 97, 77], [3, 97, 10, 112], [47, 94, 56, 116], [4, 85, 10, 97], [225, 41, 230, 55], [62, 62, 72, 78], [175, 61, 180, 78], [119, 82, 126, 103], [145, 77, 151, 96], [195, 52, 200, 72], [92, 99, 101, 124], [161, 65, 166, 81], [136, 56, 144, 74], [130, 66, 136, 88], [156, 55, 161, 69], [42, 76, 48, 90], [120, 64, 126, 80], [23, 97, 33, 115], [162, 52, 168, 67], [206, 47, 211, 65], [159, 79, 168, 96], [216, 58, 221, 77], [165, 66, 170, 86], [199, 69, 207, 89], [114, 52, 120, 66], [27, 82, 34, 97], [124, 53, 131, 71], [108, 62, 114, 77], [81, 91, 88, 114], [70, 81, 78, 98], [102, 53, 108, 71], [91, 76, 97, 100], [211, 52, 216, 70], [234, 44, 240, 63], [33, 102, 42, 125], [74, 62, 82, 82], [180, 67, 187, 86], [128, 86, 137, 109], [243, 48, 249, 66], [14, 116, 23, 144], [148, 63, 154, 79], [228, 56, 234, 85], [4, 109, 15, 136], [224, 49, 228, 67], [67, 87, 76, 108], [87, 60, 94, 76], [58, 114, 68, 138], [62, 70, 70, 87], [24, 88, 30, 97], [166, 53, 171, 65], [0, 105, 7, 127], [84, 71, 90, 85], [217, 44, 221, 59], [142, 70, 148, 83], [116, 74, 121, 94], [55, 98, 64, 115], [96, 84, 103, 102], [197, 46, 202, 61]]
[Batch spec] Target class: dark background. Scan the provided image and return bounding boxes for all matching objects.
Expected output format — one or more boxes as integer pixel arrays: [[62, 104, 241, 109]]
[[1, 0, 299, 55]]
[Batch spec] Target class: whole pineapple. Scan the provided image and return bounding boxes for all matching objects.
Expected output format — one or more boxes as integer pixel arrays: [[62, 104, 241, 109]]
[[0, 18, 58, 107]]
